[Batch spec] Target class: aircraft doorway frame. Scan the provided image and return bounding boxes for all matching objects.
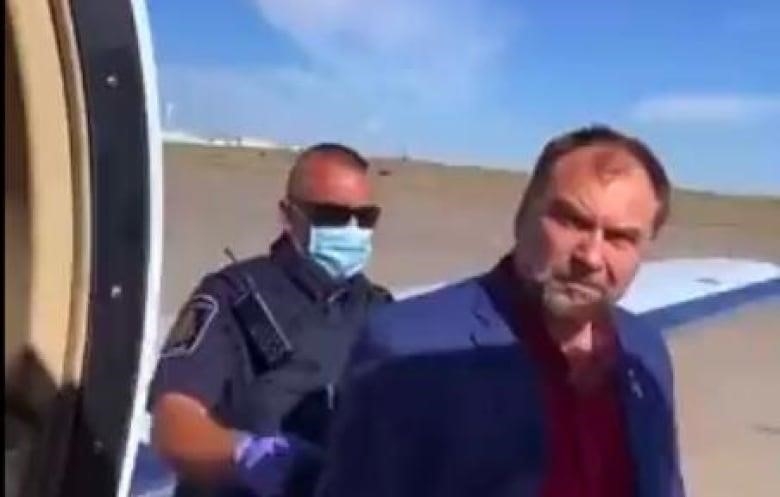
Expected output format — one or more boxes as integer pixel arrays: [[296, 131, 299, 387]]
[[59, 0, 163, 495]]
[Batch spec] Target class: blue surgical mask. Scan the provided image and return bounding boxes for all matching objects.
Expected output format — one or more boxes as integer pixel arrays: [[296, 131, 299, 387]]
[[308, 222, 373, 280]]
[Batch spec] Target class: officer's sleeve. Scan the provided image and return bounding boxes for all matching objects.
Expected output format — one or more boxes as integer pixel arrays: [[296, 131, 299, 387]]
[[148, 277, 237, 410]]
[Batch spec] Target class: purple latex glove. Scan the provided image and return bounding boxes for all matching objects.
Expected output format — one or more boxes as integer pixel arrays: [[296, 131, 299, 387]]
[[233, 431, 323, 496]]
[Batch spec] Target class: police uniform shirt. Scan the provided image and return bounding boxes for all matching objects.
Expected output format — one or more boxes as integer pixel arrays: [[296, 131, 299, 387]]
[[149, 235, 391, 495]]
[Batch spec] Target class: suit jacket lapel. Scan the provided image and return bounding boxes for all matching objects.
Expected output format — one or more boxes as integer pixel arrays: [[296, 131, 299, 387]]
[[470, 262, 521, 348]]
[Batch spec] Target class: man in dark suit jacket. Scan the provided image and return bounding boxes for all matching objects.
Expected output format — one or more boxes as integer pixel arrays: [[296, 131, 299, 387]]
[[317, 125, 686, 497]]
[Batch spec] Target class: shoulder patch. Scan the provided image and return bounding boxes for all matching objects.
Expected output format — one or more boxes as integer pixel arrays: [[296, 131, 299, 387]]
[[161, 294, 219, 358]]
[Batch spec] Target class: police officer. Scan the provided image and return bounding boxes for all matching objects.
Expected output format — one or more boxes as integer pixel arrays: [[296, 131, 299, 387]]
[[149, 143, 393, 497]]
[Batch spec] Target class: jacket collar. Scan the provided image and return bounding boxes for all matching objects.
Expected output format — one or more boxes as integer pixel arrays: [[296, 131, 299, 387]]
[[470, 256, 524, 348]]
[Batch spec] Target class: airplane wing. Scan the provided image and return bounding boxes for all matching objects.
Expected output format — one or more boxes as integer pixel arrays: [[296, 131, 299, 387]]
[[620, 258, 779, 330]]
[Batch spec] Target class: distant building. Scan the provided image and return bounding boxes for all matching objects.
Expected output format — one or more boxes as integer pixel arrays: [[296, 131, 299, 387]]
[[162, 129, 292, 151]]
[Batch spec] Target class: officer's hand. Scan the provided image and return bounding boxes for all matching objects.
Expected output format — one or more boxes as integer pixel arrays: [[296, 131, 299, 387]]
[[233, 431, 324, 497]]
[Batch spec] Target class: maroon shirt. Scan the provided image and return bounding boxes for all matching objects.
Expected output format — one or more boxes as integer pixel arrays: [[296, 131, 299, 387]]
[[518, 299, 635, 497]]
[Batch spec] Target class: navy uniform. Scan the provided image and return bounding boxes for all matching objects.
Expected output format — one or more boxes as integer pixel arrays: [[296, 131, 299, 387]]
[[149, 235, 392, 497]]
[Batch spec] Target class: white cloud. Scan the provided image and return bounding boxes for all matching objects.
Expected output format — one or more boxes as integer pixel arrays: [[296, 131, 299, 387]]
[[631, 94, 780, 124], [159, 63, 439, 154], [160, 64, 375, 140], [252, 0, 520, 106], [160, 1, 521, 155]]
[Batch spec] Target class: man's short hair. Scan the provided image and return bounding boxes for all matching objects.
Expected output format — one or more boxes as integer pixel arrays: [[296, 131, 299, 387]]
[[295, 143, 370, 171], [517, 125, 671, 236]]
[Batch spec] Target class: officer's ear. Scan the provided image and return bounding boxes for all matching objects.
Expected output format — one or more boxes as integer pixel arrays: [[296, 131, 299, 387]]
[[278, 199, 294, 232], [279, 199, 310, 247]]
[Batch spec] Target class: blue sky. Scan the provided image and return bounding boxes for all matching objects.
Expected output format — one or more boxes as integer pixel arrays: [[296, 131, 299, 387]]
[[148, 0, 779, 195]]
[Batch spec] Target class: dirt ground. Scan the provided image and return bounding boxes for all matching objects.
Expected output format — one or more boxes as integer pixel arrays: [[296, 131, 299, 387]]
[[668, 301, 780, 497]]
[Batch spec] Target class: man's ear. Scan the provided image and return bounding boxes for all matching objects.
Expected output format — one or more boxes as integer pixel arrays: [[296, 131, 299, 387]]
[[513, 206, 526, 241], [514, 189, 544, 241], [280, 200, 310, 253]]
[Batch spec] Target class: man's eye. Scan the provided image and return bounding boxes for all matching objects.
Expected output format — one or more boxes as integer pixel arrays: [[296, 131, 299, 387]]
[[554, 214, 573, 227], [607, 231, 638, 246], [549, 213, 573, 230], [559, 214, 589, 231]]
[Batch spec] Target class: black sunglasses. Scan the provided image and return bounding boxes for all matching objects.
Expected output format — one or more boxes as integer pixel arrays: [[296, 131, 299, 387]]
[[289, 200, 381, 228]]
